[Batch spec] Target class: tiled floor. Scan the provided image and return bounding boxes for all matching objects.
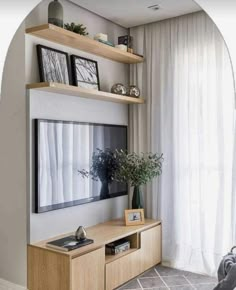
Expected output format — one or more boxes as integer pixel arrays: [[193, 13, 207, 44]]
[[117, 265, 218, 290]]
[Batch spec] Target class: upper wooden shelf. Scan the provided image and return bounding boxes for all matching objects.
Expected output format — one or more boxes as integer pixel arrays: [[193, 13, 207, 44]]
[[25, 24, 144, 64], [26, 82, 145, 104]]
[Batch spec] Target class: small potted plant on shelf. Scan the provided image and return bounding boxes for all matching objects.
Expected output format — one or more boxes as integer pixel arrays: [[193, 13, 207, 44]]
[[64, 22, 89, 36], [114, 150, 163, 209], [78, 148, 119, 199]]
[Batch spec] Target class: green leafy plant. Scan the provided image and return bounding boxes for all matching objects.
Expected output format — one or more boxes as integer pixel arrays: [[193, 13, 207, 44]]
[[78, 148, 119, 183], [64, 22, 89, 36], [114, 150, 163, 186]]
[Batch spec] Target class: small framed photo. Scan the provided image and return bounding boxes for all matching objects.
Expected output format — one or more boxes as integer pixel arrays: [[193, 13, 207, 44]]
[[125, 209, 145, 226], [37, 45, 71, 85], [71, 55, 100, 90]]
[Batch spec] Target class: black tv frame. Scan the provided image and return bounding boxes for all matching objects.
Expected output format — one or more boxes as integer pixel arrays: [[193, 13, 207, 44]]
[[34, 119, 128, 213]]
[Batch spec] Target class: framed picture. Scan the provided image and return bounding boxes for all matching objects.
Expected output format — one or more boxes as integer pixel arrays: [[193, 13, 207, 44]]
[[125, 209, 145, 226], [37, 45, 71, 85], [71, 55, 100, 90]]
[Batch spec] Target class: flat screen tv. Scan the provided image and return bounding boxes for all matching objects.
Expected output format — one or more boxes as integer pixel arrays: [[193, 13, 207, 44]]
[[35, 119, 128, 213]]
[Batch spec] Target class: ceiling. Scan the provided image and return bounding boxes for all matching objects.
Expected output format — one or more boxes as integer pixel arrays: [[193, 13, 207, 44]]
[[69, 0, 202, 28]]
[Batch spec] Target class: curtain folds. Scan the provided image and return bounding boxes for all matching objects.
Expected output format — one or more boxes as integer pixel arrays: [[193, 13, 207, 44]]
[[130, 11, 235, 275]]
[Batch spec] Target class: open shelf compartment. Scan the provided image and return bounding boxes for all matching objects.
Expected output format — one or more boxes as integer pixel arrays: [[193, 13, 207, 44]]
[[105, 232, 140, 264]]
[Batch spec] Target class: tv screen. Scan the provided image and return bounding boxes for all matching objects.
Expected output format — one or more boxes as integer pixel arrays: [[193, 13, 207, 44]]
[[35, 119, 128, 213]]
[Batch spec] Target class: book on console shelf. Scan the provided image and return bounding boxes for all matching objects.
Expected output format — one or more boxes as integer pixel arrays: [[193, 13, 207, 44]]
[[105, 238, 130, 255], [46, 235, 94, 252]]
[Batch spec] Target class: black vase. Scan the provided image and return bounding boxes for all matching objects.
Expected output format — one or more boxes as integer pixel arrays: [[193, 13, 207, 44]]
[[48, 0, 64, 28], [132, 186, 143, 209], [100, 181, 110, 199]]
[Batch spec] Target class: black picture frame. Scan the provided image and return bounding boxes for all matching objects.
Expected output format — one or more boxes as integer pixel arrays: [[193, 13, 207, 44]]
[[37, 44, 71, 85], [71, 55, 100, 90]]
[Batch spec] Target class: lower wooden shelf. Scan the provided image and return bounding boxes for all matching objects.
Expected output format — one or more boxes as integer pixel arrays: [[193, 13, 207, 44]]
[[26, 82, 145, 104]]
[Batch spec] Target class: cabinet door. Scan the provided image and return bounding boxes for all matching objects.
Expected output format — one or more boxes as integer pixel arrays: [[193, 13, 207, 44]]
[[140, 225, 162, 271], [72, 247, 105, 290], [28, 246, 71, 290]]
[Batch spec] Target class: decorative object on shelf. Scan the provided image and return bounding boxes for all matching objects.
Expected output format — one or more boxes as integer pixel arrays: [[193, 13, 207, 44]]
[[97, 39, 115, 47], [94, 33, 108, 42], [46, 235, 94, 252], [114, 150, 164, 209], [48, 0, 64, 28], [71, 55, 100, 90], [111, 83, 127, 95], [75, 226, 87, 241], [128, 85, 140, 98], [64, 22, 89, 36], [118, 35, 133, 51], [124, 209, 145, 226], [115, 44, 127, 52], [37, 44, 71, 85], [105, 238, 130, 255], [78, 148, 120, 199]]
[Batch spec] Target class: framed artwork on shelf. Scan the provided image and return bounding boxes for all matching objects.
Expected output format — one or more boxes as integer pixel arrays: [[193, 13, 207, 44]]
[[37, 44, 71, 85], [71, 55, 100, 90], [124, 209, 145, 226]]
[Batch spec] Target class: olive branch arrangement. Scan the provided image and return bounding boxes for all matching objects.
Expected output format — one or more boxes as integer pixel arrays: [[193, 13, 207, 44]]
[[78, 149, 163, 186]]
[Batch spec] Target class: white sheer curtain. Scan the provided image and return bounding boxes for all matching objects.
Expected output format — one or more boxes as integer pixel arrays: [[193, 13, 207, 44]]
[[130, 11, 236, 275]]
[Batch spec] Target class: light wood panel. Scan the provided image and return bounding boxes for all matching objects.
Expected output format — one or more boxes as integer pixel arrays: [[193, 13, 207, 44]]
[[33, 219, 161, 258], [106, 249, 142, 290], [72, 247, 105, 290], [28, 220, 162, 290], [140, 225, 162, 271], [26, 24, 144, 64], [26, 82, 145, 104], [105, 225, 162, 290], [27, 245, 71, 290], [105, 248, 138, 264]]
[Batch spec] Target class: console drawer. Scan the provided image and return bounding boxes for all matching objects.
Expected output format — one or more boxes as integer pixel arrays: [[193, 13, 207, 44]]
[[106, 249, 141, 290]]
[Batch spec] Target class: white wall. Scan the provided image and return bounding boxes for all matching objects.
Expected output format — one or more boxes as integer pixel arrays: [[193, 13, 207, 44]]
[[0, 23, 27, 287], [29, 91, 128, 242], [26, 0, 129, 243]]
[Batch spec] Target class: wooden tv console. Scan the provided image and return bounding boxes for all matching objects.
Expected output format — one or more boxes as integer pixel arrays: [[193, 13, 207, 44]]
[[27, 218, 162, 290]]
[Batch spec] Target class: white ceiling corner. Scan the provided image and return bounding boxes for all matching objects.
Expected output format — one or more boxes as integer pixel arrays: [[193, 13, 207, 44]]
[[68, 0, 202, 28]]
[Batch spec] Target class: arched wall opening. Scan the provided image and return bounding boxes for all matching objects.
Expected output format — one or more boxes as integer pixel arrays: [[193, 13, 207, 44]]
[[0, 0, 236, 288]]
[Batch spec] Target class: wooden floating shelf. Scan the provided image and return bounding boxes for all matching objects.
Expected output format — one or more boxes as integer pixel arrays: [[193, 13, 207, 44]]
[[25, 24, 144, 64], [26, 82, 145, 104]]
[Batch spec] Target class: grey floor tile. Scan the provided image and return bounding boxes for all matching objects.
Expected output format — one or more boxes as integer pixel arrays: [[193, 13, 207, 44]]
[[184, 272, 217, 285], [155, 265, 188, 276], [194, 283, 217, 290], [140, 268, 159, 278], [144, 288, 168, 290], [161, 275, 190, 286], [116, 265, 217, 290], [117, 279, 141, 289], [169, 286, 195, 290], [139, 277, 166, 288]]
